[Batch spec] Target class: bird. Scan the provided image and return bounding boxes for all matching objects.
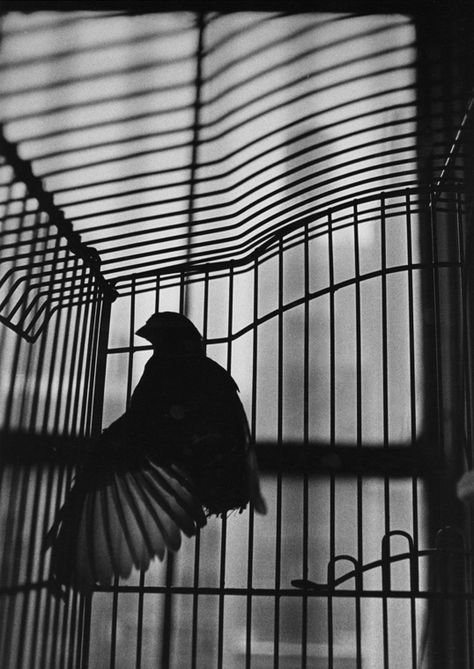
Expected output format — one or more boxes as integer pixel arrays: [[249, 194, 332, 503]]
[[44, 311, 267, 592]]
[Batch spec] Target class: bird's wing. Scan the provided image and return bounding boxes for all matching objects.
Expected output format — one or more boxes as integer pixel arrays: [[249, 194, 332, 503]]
[[45, 450, 206, 592], [172, 357, 267, 516]]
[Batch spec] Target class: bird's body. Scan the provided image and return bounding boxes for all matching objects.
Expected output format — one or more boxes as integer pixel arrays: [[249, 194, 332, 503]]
[[45, 312, 266, 591]]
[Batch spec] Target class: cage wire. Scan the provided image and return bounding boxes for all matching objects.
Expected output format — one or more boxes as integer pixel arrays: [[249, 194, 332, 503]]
[[1, 3, 474, 669]]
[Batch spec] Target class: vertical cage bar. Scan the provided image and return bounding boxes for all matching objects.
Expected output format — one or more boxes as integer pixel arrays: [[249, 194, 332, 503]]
[[76, 276, 101, 669], [380, 193, 391, 669], [39, 248, 69, 434], [246, 257, 259, 669], [88, 284, 104, 435], [33, 471, 65, 669], [109, 578, 120, 668], [353, 201, 363, 668], [131, 277, 145, 669], [191, 269, 208, 669], [51, 251, 85, 434], [64, 587, 81, 669], [429, 190, 445, 519], [406, 190, 419, 668], [161, 275, 187, 667], [28, 224, 60, 431], [123, 278, 141, 669], [216, 265, 234, 669], [126, 278, 136, 429], [191, 508, 201, 669], [106, 294, 121, 669], [79, 594, 92, 669], [155, 275, 161, 312], [327, 209, 336, 669], [301, 221, 310, 668], [428, 188, 452, 669], [273, 237, 284, 669], [2, 455, 30, 664], [91, 295, 113, 438], [76, 592, 88, 669], [81, 279, 101, 438], [51, 261, 84, 669], [160, 510, 175, 651], [457, 187, 474, 669], [455, 187, 472, 669], [457, 188, 471, 466], [68, 266, 94, 438], [17, 466, 45, 668], [129, 276, 145, 669]]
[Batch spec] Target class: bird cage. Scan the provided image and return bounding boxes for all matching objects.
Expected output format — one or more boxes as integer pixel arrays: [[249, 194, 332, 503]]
[[1, 2, 474, 668]]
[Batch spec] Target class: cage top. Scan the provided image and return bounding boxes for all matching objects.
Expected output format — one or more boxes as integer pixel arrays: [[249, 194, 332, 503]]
[[1, 1, 465, 16], [0, 8, 466, 293]]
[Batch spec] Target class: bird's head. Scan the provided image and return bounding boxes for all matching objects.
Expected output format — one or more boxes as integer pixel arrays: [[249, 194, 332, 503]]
[[136, 311, 203, 356]]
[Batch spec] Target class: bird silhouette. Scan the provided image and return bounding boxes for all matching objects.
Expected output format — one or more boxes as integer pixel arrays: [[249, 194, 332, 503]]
[[45, 311, 267, 592]]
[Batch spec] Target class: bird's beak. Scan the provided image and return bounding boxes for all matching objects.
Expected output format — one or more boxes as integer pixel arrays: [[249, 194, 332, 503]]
[[135, 325, 151, 340]]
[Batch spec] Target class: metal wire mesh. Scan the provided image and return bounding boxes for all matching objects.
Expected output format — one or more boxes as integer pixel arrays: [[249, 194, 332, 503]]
[[0, 11, 422, 280], [87, 185, 464, 669], [1, 4, 474, 669]]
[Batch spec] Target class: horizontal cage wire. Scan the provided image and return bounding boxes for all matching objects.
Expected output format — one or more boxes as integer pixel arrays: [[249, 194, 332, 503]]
[[0, 11, 423, 281], [1, 4, 474, 669]]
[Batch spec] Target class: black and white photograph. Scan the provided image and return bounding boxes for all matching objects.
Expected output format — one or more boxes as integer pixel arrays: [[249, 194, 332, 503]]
[[0, 1, 473, 667]]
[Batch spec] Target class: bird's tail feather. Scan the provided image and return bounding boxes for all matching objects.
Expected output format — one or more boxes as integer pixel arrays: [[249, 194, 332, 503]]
[[45, 461, 206, 591], [246, 449, 267, 515]]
